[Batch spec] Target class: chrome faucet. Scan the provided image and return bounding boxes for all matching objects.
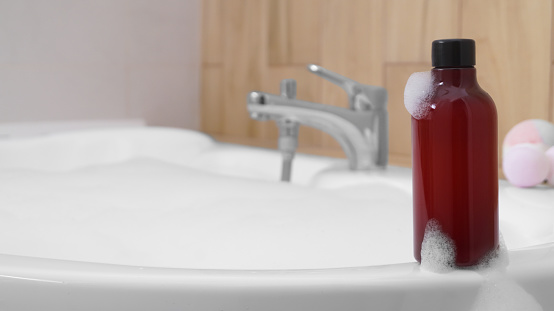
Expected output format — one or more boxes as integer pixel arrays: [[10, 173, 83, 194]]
[[247, 64, 388, 180]]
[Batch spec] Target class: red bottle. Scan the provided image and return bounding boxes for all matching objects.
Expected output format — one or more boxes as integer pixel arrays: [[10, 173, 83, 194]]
[[412, 39, 498, 266]]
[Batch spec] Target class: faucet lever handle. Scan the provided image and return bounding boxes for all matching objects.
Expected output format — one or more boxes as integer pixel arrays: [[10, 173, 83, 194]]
[[307, 64, 356, 90], [307, 64, 369, 111], [307, 64, 387, 111]]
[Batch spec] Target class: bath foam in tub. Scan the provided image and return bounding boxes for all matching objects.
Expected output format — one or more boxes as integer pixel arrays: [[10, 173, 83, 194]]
[[420, 221, 543, 310], [404, 71, 436, 119], [470, 235, 543, 311]]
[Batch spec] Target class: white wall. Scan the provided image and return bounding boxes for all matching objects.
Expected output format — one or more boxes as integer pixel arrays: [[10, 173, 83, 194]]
[[0, 0, 201, 129]]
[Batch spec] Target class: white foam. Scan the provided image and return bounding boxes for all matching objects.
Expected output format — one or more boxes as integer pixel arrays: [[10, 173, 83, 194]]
[[420, 219, 456, 273], [473, 234, 510, 271], [419, 221, 543, 310], [404, 71, 435, 119], [471, 272, 543, 311], [0, 158, 415, 270], [470, 235, 543, 311]]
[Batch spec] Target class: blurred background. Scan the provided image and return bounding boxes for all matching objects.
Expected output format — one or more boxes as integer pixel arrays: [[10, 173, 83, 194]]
[[0, 0, 201, 129], [1, 0, 553, 170], [201, 0, 554, 168]]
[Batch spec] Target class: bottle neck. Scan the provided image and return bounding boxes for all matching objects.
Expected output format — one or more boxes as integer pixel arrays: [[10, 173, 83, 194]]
[[431, 67, 477, 88]]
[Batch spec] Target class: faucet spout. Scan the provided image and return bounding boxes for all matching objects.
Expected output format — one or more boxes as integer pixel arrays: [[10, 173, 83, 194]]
[[247, 65, 388, 172], [248, 92, 386, 170]]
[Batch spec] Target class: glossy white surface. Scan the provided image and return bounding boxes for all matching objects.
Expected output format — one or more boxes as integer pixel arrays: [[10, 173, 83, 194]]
[[0, 127, 553, 310]]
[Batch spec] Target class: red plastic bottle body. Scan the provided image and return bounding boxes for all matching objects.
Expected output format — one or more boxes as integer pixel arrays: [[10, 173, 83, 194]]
[[412, 67, 498, 266]]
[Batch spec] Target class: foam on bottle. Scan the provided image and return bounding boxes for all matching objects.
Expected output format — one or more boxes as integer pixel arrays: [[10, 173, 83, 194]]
[[404, 71, 435, 119], [419, 219, 543, 310], [420, 219, 456, 273]]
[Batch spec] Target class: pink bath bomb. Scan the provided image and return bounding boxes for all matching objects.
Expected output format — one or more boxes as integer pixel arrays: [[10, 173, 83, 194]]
[[503, 144, 550, 188], [503, 120, 544, 148]]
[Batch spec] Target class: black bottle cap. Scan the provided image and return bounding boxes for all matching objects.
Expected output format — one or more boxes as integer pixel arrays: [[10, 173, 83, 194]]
[[432, 39, 475, 67]]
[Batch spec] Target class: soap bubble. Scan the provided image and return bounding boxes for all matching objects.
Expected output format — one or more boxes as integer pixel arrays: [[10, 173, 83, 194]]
[[404, 71, 436, 119], [473, 233, 509, 272], [419, 221, 543, 310], [420, 219, 456, 273]]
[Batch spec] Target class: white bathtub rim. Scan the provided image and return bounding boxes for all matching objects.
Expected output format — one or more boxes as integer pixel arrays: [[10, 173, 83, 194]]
[[0, 241, 552, 288]]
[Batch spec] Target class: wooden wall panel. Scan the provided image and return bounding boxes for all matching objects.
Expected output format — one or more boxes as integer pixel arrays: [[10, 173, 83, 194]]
[[551, 0, 554, 127], [550, 65, 554, 123], [201, 0, 554, 169], [200, 66, 223, 134], [221, 0, 266, 138], [267, 0, 289, 65], [461, 0, 552, 149], [288, 0, 322, 65], [201, 0, 223, 65], [385, 0, 461, 63], [320, 0, 384, 86], [268, 0, 322, 65]]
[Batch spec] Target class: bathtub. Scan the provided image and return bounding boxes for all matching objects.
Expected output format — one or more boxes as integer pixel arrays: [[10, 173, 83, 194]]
[[0, 126, 552, 311]]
